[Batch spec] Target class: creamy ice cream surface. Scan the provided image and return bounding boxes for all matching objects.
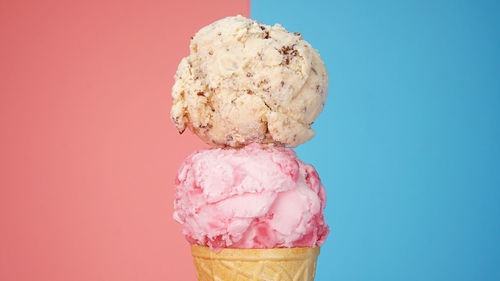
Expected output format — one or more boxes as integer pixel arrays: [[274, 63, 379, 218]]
[[171, 15, 328, 147], [173, 143, 329, 250]]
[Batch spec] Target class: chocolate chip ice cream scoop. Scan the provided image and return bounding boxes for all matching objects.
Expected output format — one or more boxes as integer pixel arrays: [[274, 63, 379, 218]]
[[171, 15, 328, 147]]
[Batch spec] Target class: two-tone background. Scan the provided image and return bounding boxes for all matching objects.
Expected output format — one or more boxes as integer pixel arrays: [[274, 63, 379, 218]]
[[1, 0, 499, 280]]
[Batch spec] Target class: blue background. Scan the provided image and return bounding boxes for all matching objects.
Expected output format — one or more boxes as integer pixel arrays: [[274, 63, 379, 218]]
[[252, 0, 500, 280]]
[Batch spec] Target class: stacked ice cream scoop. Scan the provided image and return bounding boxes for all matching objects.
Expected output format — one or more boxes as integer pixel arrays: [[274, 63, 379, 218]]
[[171, 15, 329, 281]]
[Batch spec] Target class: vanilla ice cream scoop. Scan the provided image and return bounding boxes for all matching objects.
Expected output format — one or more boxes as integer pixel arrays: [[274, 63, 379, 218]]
[[171, 15, 328, 147]]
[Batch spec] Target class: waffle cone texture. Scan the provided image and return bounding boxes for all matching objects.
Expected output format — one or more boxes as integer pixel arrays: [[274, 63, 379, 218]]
[[191, 245, 320, 281]]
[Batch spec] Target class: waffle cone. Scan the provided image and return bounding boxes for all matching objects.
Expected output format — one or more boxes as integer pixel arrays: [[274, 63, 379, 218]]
[[190, 245, 320, 281]]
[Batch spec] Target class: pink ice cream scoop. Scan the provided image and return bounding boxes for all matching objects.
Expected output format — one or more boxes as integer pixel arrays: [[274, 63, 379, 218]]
[[173, 143, 329, 250]]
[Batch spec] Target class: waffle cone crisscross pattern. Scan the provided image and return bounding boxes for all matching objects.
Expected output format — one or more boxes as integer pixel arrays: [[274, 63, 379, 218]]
[[191, 245, 320, 281]]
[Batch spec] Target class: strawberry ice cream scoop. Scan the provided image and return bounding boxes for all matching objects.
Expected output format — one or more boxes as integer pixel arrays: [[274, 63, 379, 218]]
[[173, 143, 329, 250]]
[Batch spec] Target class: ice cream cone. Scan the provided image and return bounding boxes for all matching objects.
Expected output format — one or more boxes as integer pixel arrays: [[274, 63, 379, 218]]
[[190, 245, 320, 281]]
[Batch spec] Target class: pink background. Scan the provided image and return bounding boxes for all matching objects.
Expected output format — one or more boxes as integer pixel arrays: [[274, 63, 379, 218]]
[[0, 1, 249, 280]]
